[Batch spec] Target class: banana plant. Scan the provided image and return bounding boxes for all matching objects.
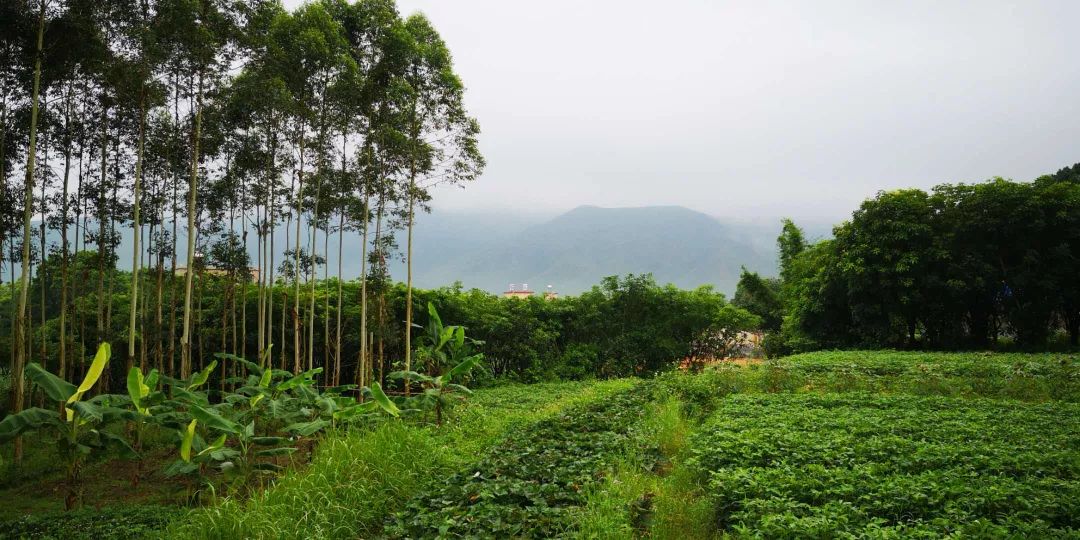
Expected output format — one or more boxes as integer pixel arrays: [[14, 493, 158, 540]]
[[163, 417, 232, 503], [0, 343, 134, 509], [391, 304, 485, 425], [330, 382, 402, 424], [126, 366, 162, 487], [164, 402, 294, 496], [390, 354, 482, 426]]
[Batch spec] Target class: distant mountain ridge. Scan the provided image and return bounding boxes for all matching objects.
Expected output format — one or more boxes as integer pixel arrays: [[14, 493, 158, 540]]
[[397, 205, 776, 295], [29, 205, 780, 297]]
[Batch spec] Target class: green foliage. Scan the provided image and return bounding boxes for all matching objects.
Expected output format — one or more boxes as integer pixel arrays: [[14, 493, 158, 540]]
[[168, 380, 629, 538], [0, 344, 135, 510], [386, 384, 650, 538], [732, 268, 782, 332], [0, 505, 184, 540], [688, 393, 1080, 536], [389, 303, 484, 424], [776, 218, 807, 282], [780, 174, 1080, 350]]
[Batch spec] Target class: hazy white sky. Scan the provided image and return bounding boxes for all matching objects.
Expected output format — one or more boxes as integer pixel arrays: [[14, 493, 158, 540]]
[[285, 0, 1080, 223]]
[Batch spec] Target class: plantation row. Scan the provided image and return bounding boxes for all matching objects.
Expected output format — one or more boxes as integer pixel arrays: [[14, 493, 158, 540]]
[[0, 304, 483, 513], [387, 383, 652, 537], [688, 393, 1080, 537]]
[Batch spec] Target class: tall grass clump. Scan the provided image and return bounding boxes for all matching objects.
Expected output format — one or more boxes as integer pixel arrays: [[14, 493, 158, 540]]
[[169, 422, 449, 539], [574, 392, 708, 539], [169, 380, 631, 539]]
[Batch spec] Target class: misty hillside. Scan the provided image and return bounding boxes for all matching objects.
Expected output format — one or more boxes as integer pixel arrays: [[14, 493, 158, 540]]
[[38, 206, 781, 296], [396, 205, 776, 295]]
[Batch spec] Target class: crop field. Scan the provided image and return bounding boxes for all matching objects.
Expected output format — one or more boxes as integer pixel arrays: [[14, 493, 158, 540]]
[[2, 350, 1079, 539], [690, 394, 1080, 537]]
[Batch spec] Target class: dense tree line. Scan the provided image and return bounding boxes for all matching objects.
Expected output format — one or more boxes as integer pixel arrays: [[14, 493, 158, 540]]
[[0, 271, 754, 402], [735, 164, 1080, 353], [0, 0, 481, 461]]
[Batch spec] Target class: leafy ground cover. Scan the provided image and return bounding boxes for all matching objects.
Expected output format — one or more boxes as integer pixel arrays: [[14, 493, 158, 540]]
[[657, 351, 1080, 410], [688, 393, 1080, 537], [784, 350, 1080, 401], [385, 381, 650, 538], [166, 379, 632, 539], [0, 505, 184, 540]]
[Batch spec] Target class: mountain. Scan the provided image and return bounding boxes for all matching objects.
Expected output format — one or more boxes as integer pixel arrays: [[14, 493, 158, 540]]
[[31, 206, 779, 297], [395, 205, 776, 295]]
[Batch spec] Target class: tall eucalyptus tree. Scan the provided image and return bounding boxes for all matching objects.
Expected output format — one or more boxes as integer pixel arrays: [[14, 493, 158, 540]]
[[398, 14, 484, 386]]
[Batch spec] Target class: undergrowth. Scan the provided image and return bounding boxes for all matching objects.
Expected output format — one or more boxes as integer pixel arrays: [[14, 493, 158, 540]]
[[167, 379, 630, 539]]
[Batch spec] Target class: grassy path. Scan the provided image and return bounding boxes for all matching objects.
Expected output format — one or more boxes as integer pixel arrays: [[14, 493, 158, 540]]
[[385, 381, 648, 538], [165, 379, 633, 539]]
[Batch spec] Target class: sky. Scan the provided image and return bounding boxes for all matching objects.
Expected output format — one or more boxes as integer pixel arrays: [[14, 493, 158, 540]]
[[286, 0, 1080, 224]]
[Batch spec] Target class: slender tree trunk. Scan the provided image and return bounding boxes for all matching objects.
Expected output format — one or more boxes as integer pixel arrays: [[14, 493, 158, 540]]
[[404, 173, 416, 395], [256, 196, 264, 360], [128, 90, 146, 373], [267, 147, 276, 369], [372, 180, 387, 387], [58, 81, 74, 381], [14, 0, 47, 463], [96, 111, 108, 349], [357, 191, 369, 390], [334, 213, 343, 387], [293, 134, 304, 373], [38, 100, 48, 371], [181, 71, 204, 380], [240, 176, 248, 360], [323, 217, 329, 381], [307, 170, 321, 374], [168, 68, 179, 378]]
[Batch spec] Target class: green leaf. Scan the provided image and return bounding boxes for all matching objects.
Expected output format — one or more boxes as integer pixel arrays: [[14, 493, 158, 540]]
[[69, 401, 104, 422], [254, 447, 296, 457], [276, 367, 323, 392], [0, 408, 61, 440], [163, 459, 199, 477], [260, 344, 274, 370], [24, 363, 76, 403], [69, 343, 111, 405], [251, 436, 290, 446], [127, 367, 148, 413], [368, 382, 401, 417], [180, 419, 196, 462], [284, 420, 330, 437], [427, 302, 443, 330], [387, 370, 434, 384], [448, 354, 484, 380], [197, 434, 227, 457], [145, 369, 160, 390], [258, 368, 272, 389], [97, 430, 137, 459], [453, 325, 465, 350], [190, 405, 241, 434], [188, 360, 218, 390], [438, 325, 455, 350]]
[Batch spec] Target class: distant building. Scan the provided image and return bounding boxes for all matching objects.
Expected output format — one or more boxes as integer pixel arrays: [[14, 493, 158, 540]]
[[175, 266, 260, 283], [504, 283, 559, 300], [503, 283, 534, 299], [543, 284, 558, 300]]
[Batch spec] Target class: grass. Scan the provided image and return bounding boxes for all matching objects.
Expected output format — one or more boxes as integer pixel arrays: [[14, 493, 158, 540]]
[[573, 390, 717, 540], [167, 379, 633, 539]]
